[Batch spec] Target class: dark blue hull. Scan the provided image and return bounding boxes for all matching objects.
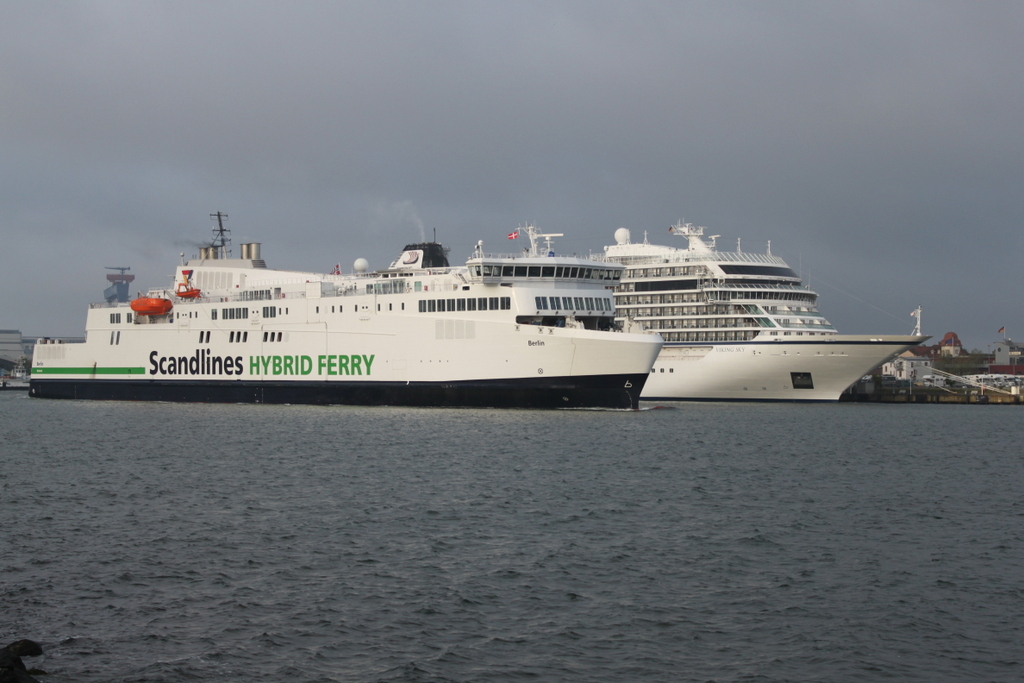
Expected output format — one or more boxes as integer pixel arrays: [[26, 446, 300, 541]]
[[29, 374, 648, 410]]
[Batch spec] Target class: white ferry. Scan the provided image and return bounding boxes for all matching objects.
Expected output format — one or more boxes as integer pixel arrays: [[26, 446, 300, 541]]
[[597, 221, 928, 401], [30, 219, 662, 409]]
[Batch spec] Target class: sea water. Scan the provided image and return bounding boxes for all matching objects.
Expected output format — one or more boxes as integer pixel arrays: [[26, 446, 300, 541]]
[[2, 392, 1022, 682]]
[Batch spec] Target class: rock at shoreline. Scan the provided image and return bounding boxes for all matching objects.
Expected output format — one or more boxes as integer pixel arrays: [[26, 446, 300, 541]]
[[0, 640, 45, 683]]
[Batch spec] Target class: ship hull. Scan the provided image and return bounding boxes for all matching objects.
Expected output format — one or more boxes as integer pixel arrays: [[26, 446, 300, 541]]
[[642, 335, 926, 402], [30, 373, 647, 409]]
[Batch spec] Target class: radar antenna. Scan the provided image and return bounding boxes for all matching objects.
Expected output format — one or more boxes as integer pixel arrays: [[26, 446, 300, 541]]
[[103, 266, 135, 303], [519, 223, 563, 257]]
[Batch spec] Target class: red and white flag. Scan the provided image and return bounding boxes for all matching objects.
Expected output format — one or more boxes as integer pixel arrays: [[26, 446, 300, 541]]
[[508, 230, 519, 240]]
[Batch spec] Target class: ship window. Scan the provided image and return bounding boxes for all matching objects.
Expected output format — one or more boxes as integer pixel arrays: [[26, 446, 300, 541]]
[[555, 267, 563, 277], [569, 268, 579, 278], [457, 299, 466, 311], [437, 299, 446, 312], [479, 297, 488, 310], [548, 296, 560, 310], [535, 297, 548, 310], [415, 281, 422, 292], [211, 309, 217, 320], [542, 266, 555, 277], [501, 297, 511, 310], [448, 298, 456, 311], [229, 331, 235, 343], [489, 297, 499, 310], [528, 266, 540, 277], [574, 297, 584, 309], [585, 297, 594, 309], [467, 298, 476, 311], [419, 300, 426, 313], [427, 300, 436, 312], [502, 266, 514, 277], [263, 332, 268, 342], [513, 266, 526, 277]]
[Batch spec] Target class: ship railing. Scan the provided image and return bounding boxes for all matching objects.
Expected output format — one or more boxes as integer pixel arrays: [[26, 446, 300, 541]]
[[89, 301, 132, 309], [695, 251, 785, 264], [704, 282, 814, 293], [597, 251, 787, 266], [471, 252, 595, 261]]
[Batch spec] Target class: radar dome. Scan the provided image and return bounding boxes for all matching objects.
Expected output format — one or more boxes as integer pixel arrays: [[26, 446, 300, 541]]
[[614, 227, 631, 245], [353, 258, 369, 273]]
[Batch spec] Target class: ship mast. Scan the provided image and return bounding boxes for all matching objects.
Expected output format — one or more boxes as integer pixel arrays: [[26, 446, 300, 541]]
[[210, 211, 231, 259], [520, 223, 563, 257]]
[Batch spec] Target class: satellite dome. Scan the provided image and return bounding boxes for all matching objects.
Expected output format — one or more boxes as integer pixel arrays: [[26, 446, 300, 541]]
[[353, 258, 369, 273], [614, 227, 631, 245]]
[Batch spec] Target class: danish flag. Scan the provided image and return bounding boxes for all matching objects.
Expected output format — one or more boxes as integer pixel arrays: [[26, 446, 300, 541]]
[[508, 230, 519, 240]]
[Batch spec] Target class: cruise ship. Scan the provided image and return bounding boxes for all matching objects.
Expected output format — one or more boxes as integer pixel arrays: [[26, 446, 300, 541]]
[[30, 219, 662, 409], [597, 222, 928, 401]]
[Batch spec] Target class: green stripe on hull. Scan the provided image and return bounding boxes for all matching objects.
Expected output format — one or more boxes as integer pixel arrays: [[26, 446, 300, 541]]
[[33, 367, 147, 375]]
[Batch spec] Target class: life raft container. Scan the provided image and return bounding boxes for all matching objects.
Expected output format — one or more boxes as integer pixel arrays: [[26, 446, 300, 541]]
[[129, 297, 174, 316]]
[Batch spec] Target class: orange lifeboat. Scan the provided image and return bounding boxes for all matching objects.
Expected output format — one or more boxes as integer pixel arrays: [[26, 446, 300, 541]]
[[130, 297, 173, 316], [175, 283, 202, 299]]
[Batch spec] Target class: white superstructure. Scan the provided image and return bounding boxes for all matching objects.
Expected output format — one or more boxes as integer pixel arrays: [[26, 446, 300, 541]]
[[31, 221, 662, 409], [596, 222, 928, 401]]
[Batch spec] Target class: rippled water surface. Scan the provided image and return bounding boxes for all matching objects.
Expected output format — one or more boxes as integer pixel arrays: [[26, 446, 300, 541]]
[[2, 391, 1023, 682]]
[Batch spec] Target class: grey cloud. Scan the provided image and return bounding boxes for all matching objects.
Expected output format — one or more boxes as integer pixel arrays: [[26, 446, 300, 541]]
[[1, 1, 1022, 347]]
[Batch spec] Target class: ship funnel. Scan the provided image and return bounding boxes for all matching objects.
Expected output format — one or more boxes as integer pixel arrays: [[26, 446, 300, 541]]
[[240, 243, 262, 260]]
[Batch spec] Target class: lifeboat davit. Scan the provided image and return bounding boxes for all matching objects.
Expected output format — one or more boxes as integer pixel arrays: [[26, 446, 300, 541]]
[[175, 283, 202, 299], [130, 297, 173, 316]]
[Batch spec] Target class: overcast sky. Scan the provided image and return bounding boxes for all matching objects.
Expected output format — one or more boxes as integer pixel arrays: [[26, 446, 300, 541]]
[[2, 1, 1021, 349]]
